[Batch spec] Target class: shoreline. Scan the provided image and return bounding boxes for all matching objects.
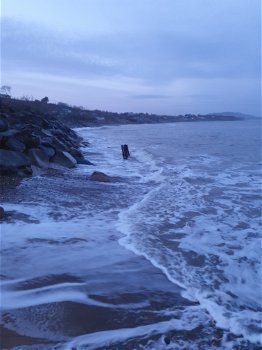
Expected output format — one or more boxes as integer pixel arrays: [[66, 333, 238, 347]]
[[1, 123, 261, 349], [0, 160, 200, 349]]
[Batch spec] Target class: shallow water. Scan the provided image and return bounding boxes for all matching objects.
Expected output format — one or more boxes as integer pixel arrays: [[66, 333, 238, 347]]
[[1, 119, 261, 349], [79, 119, 262, 348]]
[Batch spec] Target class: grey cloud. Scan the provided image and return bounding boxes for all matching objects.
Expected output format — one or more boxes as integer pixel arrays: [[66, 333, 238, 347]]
[[185, 94, 217, 100], [2, 18, 119, 78], [1, 17, 260, 85], [129, 94, 170, 99]]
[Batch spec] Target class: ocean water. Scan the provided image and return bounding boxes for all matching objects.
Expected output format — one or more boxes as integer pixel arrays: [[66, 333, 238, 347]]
[[76, 119, 262, 348], [1, 118, 261, 349]]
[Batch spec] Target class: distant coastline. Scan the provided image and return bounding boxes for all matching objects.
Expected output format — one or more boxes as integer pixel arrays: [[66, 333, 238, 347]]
[[0, 95, 246, 186], [1, 95, 244, 129]]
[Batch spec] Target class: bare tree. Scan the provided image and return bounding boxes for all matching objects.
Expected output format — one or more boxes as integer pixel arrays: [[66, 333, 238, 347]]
[[21, 95, 34, 101]]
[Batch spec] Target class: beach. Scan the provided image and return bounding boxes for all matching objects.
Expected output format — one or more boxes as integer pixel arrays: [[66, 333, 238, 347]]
[[1, 164, 210, 350], [1, 120, 261, 349]]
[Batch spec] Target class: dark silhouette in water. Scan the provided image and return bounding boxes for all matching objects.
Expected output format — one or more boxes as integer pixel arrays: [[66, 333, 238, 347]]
[[121, 144, 130, 159]]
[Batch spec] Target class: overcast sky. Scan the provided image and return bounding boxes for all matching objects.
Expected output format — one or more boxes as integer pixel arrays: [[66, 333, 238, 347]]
[[1, 0, 261, 116]]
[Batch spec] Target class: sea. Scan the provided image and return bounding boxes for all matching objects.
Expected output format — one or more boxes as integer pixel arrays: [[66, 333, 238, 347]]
[[1, 118, 261, 349]]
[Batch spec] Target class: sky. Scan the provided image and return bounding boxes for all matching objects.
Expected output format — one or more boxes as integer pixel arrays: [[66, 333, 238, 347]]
[[1, 0, 261, 116]]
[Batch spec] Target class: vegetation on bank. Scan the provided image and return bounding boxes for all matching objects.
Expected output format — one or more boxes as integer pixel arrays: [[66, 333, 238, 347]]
[[0, 88, 243, 129]]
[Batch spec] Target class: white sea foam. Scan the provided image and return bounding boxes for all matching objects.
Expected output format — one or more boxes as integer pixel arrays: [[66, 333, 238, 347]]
[[89, 122, 260, 347], [1, 279, 149, 310], [76, 126, 164, 184], [75, 123, 262, 345], [117, 159, 262, 344]]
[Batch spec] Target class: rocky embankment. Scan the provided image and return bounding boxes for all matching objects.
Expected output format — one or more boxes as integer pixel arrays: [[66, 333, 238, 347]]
[[0, 101, 92, 179]]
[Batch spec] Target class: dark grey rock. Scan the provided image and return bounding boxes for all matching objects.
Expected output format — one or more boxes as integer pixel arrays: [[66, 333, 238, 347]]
[[75, 155, 94, 165], [69, 147, 82, 158], [90, 171, 111, 182], [0, 105, 86, 178], [0, 135, 4, 147], [52, 151, 77, 168], [0, 117, 9, 132], [22, 134, 41, 149], [5, 137, 26, 152], [39, 145, 56, 158], [41, 129, 53, 137], [0, 165, 19, 175], [43, 137, 67, 151], [31, 165, 44, 176], [0, 149, 30, 168], [27, 148, 50, 168], [23, 166, 33, 176], [0, 129, 20, 137]]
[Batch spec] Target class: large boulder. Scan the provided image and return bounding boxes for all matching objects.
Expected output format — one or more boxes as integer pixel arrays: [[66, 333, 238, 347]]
[[75, 155, 94, 165], [70, 147, 93, 165], [5, 137, 26, 152], [41, 129, 53, 137], [0, 104, 88, 177], [0, 129, 20, 137], [21, 134, 41, 149], [0, 117, 9, 132], [27, 148, 50, 169], [42, 136, 67, 151], [39, 144, 56, 158], [90, 171, 112, 182], [0, 149, 29, 168], [52, 151, 77, 168]]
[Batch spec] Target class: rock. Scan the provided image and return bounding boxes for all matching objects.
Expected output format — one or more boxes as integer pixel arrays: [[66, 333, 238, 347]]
[[75, 155, 94, 165], [23, 166, 33, 176], [0, 117, 9, 132], [0, 149, 30, 168], [70, 148, 94, 165], [52, 151, 77, 168], [27, 148, 50, 168], [0, 206, 5, 219], [41, 129, 53, 137], [69, 147, 82, 158], [0, 166, 19, 175], [0, 135, 5, 147], [0, 101, 86, 178], [90, 171, 112, 182], [5, 137, 26, 152], [0, 129, 20, 137], [42, 136, 67, 151], [52, 129, 65, 139], [21, 134, 41, 149], [39, 145, 56, 158], [39, 116, 50, 128], [31, 165, 44, 176]]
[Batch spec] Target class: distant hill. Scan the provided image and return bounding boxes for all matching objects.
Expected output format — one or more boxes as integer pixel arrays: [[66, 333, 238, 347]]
[[210, 112, 259, 119]]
